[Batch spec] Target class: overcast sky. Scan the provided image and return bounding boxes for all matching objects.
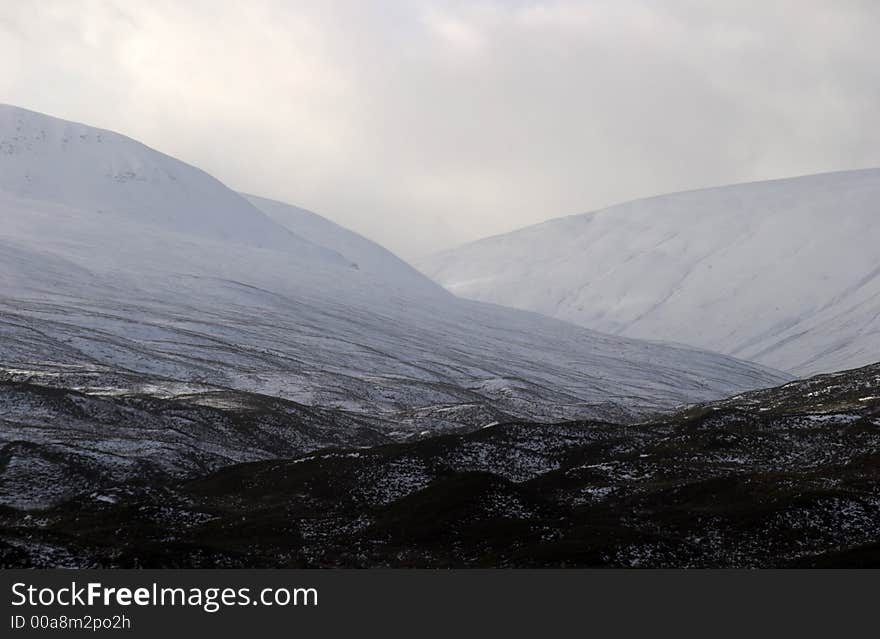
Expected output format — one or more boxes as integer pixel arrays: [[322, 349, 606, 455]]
[[2, 1, 879, 257]]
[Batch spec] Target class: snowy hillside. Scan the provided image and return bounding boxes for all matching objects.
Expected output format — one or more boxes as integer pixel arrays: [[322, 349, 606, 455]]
[[0, 104, 347, 263], [0, 105, 788, 440], [243, 193, 442, 295], [419, 170, 880, 376]]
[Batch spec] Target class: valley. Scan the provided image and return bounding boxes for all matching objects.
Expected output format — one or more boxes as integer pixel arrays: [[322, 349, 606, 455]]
[[1, 104, 877, 569]]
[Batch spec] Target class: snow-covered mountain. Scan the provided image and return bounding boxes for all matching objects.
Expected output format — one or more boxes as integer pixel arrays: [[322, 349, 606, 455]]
[[0, 104, 787, 441], [419, 170, 880, 376], [0, 104, 346, 263]]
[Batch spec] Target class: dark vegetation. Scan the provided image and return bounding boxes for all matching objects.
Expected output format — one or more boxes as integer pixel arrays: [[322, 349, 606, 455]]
[[1, 364, 879, 568]]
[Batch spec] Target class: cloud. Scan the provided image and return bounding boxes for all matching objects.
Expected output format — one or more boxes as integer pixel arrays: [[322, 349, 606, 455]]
[[2, 0, 879, 257]]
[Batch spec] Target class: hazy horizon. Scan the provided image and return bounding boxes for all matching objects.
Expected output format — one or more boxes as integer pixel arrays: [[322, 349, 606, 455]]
[[3, 1, 880, 258]]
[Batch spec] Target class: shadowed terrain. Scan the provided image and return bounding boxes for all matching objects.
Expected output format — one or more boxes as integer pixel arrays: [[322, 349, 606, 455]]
[[3, 362, 878, 568]]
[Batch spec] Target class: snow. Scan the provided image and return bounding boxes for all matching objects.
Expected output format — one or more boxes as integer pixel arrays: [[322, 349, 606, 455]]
[[243, 193, 442, 296], [0, 104, 789, 428], [418, 169, 880, 376]]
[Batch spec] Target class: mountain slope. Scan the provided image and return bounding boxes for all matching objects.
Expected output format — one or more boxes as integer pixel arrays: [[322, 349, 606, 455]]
[[4, 360, 878, 567], [0, 105, 787, 438], [418, 170, 880, 376], [242, 193, 441, 295], [0, 104, 348, 263]]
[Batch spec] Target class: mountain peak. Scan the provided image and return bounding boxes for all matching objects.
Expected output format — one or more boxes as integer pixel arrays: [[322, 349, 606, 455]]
[[0, 104, 351, 266]]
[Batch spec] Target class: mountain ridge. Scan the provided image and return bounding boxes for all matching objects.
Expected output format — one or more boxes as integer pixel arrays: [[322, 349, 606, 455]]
[[0, 103, 354, 267], [419, 168, 880, 376]]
